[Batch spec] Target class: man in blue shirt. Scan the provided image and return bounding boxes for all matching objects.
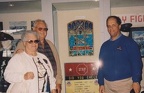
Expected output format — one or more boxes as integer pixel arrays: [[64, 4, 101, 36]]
[[97, 15, 143, 93]]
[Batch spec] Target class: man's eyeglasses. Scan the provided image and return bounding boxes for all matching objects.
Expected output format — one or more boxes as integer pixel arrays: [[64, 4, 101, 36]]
[[37, 27, 48, 31], [26, 40, 39, 44]]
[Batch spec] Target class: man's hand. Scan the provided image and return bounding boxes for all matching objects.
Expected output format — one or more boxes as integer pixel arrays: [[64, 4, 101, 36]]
[[16, 49, 24, 54], [99, 85, 105, 93], [56, 84, 61, 93], [132, 82, 141, 93]]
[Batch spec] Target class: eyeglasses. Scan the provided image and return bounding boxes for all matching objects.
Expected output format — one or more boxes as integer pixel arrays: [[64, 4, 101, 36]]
[[26, 40, 39, 44], [36, 27, 48, 31]]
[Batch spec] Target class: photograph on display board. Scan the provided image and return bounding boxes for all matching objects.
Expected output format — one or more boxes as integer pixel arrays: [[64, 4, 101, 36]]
[[130, 27, 144, 57], [68, 20, 94, 56], [9, 21, 27, 30], [31, 21, 35, 30], [0, 22, 3, 30]]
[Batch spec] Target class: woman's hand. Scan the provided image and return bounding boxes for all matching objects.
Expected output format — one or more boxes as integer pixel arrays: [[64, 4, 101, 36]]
[[16, 49, 24, 54], [24, 72, 34, 80], [51, 89, 57, 93], [56, 84, 62, 93]]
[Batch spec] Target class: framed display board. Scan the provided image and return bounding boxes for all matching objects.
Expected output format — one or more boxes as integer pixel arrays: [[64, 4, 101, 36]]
[[65, 62, 99, 93]]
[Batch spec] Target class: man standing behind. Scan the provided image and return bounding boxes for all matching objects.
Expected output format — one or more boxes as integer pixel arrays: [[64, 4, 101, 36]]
[[15, 19, 62, 93], [97, 16, 143, 93]]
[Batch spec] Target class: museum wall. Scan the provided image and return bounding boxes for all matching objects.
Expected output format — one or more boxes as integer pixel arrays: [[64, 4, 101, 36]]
[[0, 5, 144, 93], [57, 8, 101, 62]]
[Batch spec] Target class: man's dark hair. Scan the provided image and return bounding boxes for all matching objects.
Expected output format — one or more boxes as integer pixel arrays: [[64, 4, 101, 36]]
[[106, 16, 122, 26]]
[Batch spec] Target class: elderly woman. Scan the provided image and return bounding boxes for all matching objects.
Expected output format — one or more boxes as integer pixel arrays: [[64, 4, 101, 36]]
[[4, 30, 56, 93]]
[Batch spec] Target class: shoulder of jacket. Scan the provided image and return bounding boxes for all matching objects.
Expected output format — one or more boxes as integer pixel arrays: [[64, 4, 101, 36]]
[[45, 40, 56, 48], [46, 39, 53, 44], [10, 52, 26, 63]]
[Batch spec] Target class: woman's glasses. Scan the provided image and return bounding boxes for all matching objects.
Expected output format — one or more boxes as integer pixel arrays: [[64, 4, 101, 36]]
[[37, 27, 48, 31], [26, 40, 39, 44]]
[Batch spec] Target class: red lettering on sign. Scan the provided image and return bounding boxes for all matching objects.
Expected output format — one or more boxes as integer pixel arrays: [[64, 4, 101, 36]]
[[130, 15, 135, 22], [121, 16, 127, 23], [130, 15, 144, 22], [138, 15, 142, 22]]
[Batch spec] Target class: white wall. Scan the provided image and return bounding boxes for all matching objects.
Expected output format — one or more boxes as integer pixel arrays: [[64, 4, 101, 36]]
[[112, 6, 144, 27]]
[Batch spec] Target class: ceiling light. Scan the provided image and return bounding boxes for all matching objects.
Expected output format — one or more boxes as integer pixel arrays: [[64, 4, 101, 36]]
[[9, 2, 14, 7]]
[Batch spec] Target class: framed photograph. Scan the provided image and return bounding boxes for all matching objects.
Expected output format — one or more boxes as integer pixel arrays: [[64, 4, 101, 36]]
[[129, 27, 144, 57], [0, 22, 3, 30], [31, 21, 35, 30], [9, 21, 27, 30]]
